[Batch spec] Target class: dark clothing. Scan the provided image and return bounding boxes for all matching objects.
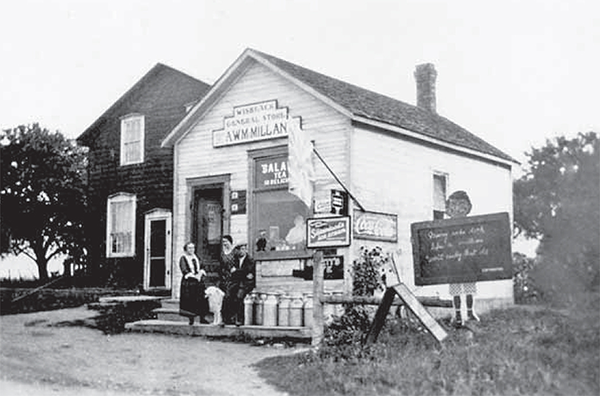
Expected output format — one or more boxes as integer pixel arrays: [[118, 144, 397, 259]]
[[179, 255, 208, 319], [221, 252, 256, 324]]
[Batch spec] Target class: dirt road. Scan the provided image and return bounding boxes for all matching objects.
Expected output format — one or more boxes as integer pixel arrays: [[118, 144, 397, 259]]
[[0, 307, 305, 395]]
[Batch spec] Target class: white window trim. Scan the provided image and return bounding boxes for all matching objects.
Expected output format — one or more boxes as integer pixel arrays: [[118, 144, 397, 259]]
[[106, 192, 137, 258], [433, 171, 449, 218], [120, 114, 145, 166]]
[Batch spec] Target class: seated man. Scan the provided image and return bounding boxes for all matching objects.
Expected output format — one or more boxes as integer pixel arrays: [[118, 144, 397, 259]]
[[224, 243, 255, 325]]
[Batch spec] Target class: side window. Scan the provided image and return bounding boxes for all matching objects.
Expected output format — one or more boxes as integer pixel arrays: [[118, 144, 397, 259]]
[[433, 173, 447, 220], [106, 193, 136, 257], [251, 150, 310, 259], [120, 114, 144, 165]]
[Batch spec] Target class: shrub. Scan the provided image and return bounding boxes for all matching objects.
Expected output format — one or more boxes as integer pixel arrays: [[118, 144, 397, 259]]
[[513, 252, 540, 304], [352, 246, 386, 297]]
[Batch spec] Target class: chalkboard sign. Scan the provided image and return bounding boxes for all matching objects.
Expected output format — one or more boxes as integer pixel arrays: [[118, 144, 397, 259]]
[[411, 212, 512, 286]]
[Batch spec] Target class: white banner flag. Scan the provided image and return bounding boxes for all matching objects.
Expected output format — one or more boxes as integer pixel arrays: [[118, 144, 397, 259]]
[[288, 117, 315, 207]]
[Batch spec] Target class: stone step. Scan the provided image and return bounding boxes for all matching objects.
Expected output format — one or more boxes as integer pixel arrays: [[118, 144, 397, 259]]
[[125, 319, 312, 340], [159, 299, 180, 310], [153, 307, 188, 322]]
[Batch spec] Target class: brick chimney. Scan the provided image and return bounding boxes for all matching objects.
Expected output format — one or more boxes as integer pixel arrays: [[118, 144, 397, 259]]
[[414, 63, 437, 113]]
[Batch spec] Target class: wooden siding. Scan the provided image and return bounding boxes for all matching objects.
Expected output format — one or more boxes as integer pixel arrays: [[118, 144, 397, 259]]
[[172, 60, 351, 298], [350, 124, 513, 300], [84, 67, 208, 287]]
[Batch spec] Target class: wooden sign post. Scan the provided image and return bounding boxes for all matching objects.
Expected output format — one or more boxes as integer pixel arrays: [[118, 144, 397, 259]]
[[365, 253, 448, 344], [312, 250, 324, 347]]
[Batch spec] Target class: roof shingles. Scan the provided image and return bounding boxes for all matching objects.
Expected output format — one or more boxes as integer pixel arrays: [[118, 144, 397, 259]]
[[252, 49, 515, 163]]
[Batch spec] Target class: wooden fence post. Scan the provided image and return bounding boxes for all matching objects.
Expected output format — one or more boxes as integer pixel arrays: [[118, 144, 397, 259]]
[[312, 250, 324, 347]]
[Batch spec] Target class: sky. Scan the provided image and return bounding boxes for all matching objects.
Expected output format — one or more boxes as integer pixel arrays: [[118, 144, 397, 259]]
[[0, 0, 598, 276]]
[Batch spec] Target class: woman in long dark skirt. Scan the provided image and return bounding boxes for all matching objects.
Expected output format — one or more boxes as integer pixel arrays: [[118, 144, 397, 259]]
[[179, 242, 209, 325]]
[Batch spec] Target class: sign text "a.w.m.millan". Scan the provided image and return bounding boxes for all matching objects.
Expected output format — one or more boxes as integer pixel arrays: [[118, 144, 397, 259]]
[[213, 100, 290, 147]]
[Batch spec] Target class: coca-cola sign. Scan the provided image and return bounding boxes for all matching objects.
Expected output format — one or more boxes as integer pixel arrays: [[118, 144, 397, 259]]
[[353, 210, 398, 242]]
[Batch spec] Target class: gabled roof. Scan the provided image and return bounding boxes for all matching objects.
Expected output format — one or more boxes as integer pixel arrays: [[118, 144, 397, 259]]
[[163, 49, 517, 165], [77, 63, 210, 146]]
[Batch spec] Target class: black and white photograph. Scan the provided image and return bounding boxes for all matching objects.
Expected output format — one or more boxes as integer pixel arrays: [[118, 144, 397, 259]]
[[1, 1, 598, 395]]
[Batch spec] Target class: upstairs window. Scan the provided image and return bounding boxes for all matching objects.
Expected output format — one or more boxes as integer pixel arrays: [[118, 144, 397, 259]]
[[433, 173, 447, 220], [120, 114, 144, 165], [106, 193, 136, 257]]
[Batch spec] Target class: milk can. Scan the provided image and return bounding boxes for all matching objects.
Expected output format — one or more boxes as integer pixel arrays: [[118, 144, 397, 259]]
[[263, 293, 279, 327], [289, 295, 304, 327], [303, 294, 313, 328], [278, 294, 291, 327], [243, 293, 254, 326], [254, 293, 267, 326]]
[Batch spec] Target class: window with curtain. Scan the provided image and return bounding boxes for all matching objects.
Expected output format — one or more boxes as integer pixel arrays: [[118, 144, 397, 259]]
[[433, 173, 447, 220], [106, 193, 136, 257], [120, 115, 144, 165]]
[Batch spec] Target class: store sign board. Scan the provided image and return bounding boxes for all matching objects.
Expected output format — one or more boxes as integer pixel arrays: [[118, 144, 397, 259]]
[[213, 100, 291, 147], [353, 210, 398, 242], [411, 212, 512, 286], [307, 216, 351, 248]]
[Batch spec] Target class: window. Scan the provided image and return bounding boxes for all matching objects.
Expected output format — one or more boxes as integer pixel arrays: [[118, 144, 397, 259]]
[[120, 114, 144, 165], [433, 173, 447, 220], [251, 150, 310, 259], [106, 193, 136, 257]]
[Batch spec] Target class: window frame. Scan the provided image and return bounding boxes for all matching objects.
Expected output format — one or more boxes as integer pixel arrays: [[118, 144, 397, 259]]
[[119, 114, 145, 166], [106, 192, 137, 258], [433, 172, 448, 220], [248, 145, 312, 261]]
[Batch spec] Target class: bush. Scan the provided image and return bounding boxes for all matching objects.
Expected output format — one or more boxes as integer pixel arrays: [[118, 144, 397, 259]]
[[352, 246, 386, 297], [513, 252, 540, 304]]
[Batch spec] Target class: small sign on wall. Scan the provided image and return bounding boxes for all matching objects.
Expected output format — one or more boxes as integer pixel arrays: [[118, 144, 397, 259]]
[[231, 190, 246, 214], [307, 216, 351, 248], [353, 210, 398, 242]]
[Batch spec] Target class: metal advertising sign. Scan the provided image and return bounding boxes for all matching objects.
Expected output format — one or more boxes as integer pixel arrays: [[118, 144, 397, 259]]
[[353, 210, 398, 242], [307, 216, 351, 248]]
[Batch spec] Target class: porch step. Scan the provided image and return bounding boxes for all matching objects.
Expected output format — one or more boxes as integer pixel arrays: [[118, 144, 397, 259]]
[[154, 307, 188, 322], [159, 298, 180, 310], [125, 319, 312, 340]]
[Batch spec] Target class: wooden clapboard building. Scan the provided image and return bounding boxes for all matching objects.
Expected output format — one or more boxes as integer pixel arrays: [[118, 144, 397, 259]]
[[162, 48, 517, 310], [77, 64, 210, 290]]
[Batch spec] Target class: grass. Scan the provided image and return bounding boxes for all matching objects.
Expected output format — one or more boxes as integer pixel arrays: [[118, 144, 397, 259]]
[[255, 294, 600, 396]]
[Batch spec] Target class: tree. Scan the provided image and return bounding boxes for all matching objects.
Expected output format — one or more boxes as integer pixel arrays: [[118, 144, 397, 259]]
[[1, 124, 88, 281], [514, 132, 599, 295]]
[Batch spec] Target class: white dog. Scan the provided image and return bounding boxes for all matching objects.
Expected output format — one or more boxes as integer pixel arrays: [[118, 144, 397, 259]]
[[205, 286, 224, 325]]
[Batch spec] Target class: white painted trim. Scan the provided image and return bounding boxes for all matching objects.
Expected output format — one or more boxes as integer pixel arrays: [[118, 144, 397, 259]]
[[249, 51, 353, 119], [106, 193, 137, 258], [162, 49, 254, 148], [143, 209, 172, 290], [119, 114, 145, 166]]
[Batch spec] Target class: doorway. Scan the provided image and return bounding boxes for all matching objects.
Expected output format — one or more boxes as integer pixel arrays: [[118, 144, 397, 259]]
[[193, 187, 224, 284], [144, 209, 172, 290]]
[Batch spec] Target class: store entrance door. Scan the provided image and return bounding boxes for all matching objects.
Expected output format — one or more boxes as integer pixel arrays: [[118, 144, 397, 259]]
[[193, 187, 223, 284]]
